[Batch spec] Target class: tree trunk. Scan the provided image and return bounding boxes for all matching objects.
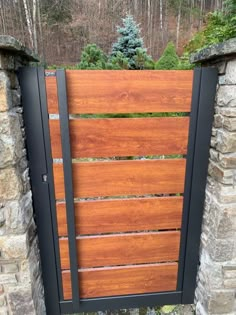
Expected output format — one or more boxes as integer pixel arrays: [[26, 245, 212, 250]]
[[176, 1, 182, 49], [22, 0, 34, 48]]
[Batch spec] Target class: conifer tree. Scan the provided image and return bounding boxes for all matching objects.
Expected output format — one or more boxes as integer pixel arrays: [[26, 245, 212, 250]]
[[111, 15, 150, 69], [155, 42, 179, 70], [78, 44, 107, 69]]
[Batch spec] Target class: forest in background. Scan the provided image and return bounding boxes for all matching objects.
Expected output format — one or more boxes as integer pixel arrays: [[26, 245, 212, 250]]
[[0, 0, 225, 65]]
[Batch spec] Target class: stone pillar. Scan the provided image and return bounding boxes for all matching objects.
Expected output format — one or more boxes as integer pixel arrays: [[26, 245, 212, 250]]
[[0, 36, 45, 314], [190, 38, 236, 315]]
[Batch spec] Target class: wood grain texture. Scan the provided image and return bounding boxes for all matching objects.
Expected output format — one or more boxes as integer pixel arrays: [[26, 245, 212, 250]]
[[46, 70, 193, 114], [49, 117, 190, 158], [59, 231, 180, 269], [45, 72, 58, 113], [62, 263, 178, 299], [56, 196, 183, 236], [53, 159, 186, 199]]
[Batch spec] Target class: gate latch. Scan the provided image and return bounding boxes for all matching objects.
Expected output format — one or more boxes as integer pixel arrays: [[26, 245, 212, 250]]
[[42, 174, 48, 183]]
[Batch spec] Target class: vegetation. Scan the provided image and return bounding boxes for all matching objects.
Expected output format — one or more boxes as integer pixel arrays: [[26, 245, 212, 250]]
[[185, 0, 236, 54], [111, 15, 152, 70], [155, 42, 179, 70], [0, 1, 226, 65]]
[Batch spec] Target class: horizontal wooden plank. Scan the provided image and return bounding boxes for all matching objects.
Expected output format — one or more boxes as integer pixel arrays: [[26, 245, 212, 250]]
[[56, 196, 183, 236], [46, 70, 193, 114], [49, 117, 190, 158], [53, 159, 186, 199], [62, 263, 178, 299], [59, 231, 180, 269]]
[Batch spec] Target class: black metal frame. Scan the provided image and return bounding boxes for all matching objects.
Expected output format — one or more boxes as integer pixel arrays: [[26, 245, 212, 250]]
[[19, 67, 217, 314]]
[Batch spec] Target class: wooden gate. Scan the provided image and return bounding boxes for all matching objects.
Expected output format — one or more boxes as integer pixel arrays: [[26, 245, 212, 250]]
[[19, 68, 217, 314]]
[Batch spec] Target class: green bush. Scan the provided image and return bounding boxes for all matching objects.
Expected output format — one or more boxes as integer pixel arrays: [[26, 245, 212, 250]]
[[77, 44, 108, 69], [155, 42, 179, 70], [185, 0, 236, 54]]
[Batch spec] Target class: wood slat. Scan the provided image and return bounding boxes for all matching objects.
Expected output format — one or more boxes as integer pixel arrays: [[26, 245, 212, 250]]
[[49, 117, 190, 158], [59, 231, 180, 269], [45, 73, 58, 113], [62, 263, 178, 299], [53, 159, 186, 199], [46, 70, 193, 114], [56, 196, 183, 236]]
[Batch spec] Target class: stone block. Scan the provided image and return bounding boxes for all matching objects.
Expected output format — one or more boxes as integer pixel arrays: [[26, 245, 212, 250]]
[[208, 290, 235, 314], [208, 160, 234, 184], [215, 129, 236, 153], [0, 191, 33, 235], [0, 54, 14, 70], [218, 152, 236, 168], [0, 71, 12, 112], [8, 289, 35, 315], [216, 107, 236, 117], [208, 237, 234, 262], [0, 232, 29, 260], [0, 111, 24, 168], [224, 60, 236, 85], [0, 274, 17, 285], [1, 264, 18, 274], [216, 86, 236, 107], [0, 168, 22, 200]]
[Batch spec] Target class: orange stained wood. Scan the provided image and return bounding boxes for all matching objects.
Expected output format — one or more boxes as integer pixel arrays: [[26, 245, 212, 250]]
[[53, 159, 186, 199], [59, 231, 180, 269], [49, 117, 190, 158], [62, 263, 178, 299], [56, 196, 183, 236], [45, 72, 59, 113], [46, 70, 193, 114]]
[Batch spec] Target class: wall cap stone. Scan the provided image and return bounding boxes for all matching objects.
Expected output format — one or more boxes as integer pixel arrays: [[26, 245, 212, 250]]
[[0, 36, 38, 62], [190, 38, 236, 64]]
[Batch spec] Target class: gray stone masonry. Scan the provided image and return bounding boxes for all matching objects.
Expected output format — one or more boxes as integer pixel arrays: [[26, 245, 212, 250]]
[[191, 39, 236, 315], [0, 36, 45, 314]]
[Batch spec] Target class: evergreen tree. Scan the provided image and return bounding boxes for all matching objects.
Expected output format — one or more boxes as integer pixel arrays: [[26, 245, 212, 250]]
[[108, 52, 129, 69], [155, 42, 179, 70], [78, 44, 107, 69], [111, 15, 149, 69]]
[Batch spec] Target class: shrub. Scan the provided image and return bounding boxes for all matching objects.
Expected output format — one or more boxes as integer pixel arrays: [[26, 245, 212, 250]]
[[78, 44, 107, 69], [155, 42, 179, 70]]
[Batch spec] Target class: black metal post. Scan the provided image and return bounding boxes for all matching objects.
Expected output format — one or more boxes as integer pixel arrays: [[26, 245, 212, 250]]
[[18, 67, 61, 314], [181, 67, 218, 303], [56, 69, 80, 312]]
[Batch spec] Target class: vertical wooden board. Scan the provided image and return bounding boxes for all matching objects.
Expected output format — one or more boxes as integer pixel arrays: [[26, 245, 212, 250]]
[[59, 231, 181, 269], [53, 159, 186, 199], [56, 196, 183, 236], [45, 72, 59, 113], [62, 263, 178, 299]]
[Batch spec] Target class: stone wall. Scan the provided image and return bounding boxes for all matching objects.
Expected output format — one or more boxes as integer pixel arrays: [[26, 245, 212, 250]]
[[190, 38, 236, 315], [0, 36, 45, 314]]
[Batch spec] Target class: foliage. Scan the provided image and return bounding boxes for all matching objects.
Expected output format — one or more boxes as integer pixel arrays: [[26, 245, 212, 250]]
[[108, 52, 129, 70], [77, 44, 108, 69], [177, 53, 194, 70], [155, 42, 179, 70], [134, 48, 155, 70], [185, 0, 236, 54], [111, 14, 152, 69]]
